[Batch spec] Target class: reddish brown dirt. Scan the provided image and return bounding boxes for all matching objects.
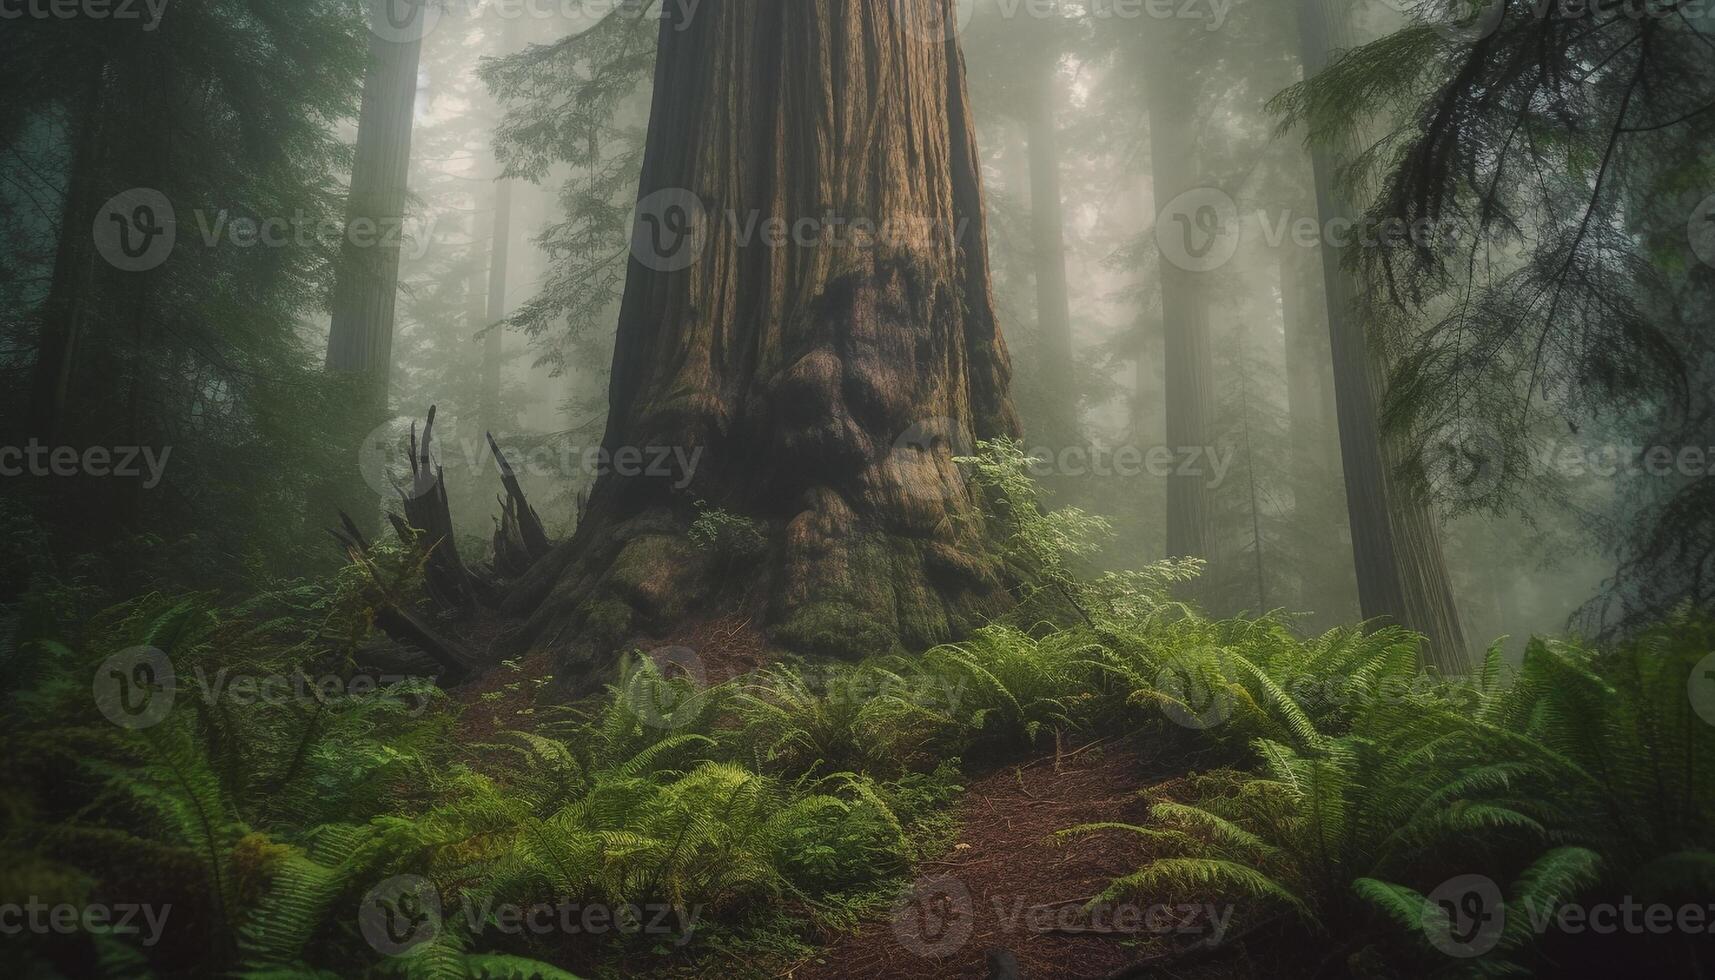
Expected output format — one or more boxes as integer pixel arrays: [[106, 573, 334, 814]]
[[790, 740, 1241, 980], [447, 608, 778, 741], [449, 646, 558, 742], [644, 609, 778, 685]]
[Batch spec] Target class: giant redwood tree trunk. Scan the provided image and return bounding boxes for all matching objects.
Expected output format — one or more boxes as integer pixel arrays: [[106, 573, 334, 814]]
[[506, 1, 1019, 683], [1296, 0, 1468, 670]]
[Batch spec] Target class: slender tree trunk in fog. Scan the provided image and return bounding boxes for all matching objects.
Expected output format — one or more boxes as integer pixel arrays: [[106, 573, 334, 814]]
[[1236, 326, 1268, 611], [1023, 57, 1078, 452], [1145, 37, 1216, 563], [29, 74, 106, 443], [325, 26, 423, 404], [1280, 243, 1348, 617], [481, 176, 513, 434], [506, 1, 1019, 685], [313, 20, 423, 533], [480, 11, 523, 436], [1295, 0, 1468, 669], [1280, 246, 1337, 478], [1130, 185, 1161, 445]]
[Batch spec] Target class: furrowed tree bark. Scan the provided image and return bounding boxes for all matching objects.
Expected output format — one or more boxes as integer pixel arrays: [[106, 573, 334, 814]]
[[1295, 0, 1468, 670], [1145, 29, 1216, 564], [510, 0, 1019, 686]]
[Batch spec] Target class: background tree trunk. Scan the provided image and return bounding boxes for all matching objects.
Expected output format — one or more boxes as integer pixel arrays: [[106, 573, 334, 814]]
[[325, 26, 423, 402], [1145, 34, 1216, 564], [28, 72, 106, 444], [1281, 246, 1337, 480], [481, 176, 512, 435], [479, 11, 524, 438], [315, 23, 424, 534], [1023, 51, 1078, 454], [509, 1, 1019, 683], [1296, 0, 1468, 669]]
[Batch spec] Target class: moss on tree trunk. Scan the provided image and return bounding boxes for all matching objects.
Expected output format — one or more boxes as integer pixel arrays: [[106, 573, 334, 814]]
[[507, 1, 1020, 686]]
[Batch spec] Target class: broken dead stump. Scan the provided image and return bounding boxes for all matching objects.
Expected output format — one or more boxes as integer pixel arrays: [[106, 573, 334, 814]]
[[328, 405, 564, 686], [489, 430, 552, 579], [328, 511, 485, 685], [395, 405, 492, 611]]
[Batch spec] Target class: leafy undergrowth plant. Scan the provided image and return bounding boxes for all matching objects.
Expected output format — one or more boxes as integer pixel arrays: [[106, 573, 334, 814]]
[[1065, 614, 1715, 976], [0, 590, 959, 979], [3, 444, 1709, 978]]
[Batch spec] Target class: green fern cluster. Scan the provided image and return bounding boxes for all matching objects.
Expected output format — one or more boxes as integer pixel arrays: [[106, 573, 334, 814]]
[[0, 588, 457, 977], [1066, 612, 1715, 976], [0, 605, 954, 979]]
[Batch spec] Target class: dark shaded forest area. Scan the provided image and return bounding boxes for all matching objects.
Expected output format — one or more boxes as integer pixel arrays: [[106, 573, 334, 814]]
[[2, 1, 1713, 977]]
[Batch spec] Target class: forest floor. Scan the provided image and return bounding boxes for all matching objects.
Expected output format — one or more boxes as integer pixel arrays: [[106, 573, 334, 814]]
[[790, 739, 1263, 980], [450, 609, 774, 740], [442, 618, 1272, 980]]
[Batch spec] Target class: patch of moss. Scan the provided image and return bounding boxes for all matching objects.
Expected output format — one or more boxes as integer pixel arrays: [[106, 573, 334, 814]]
[[888, 543, 952, 651], [578, 596, 635, 650], [773, 600, 903, 660], [605, 534, 704, 623]]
